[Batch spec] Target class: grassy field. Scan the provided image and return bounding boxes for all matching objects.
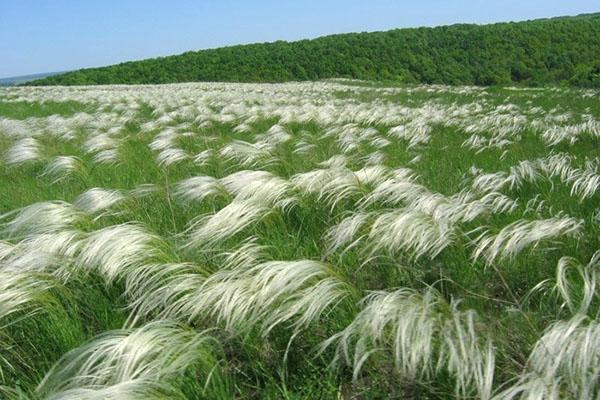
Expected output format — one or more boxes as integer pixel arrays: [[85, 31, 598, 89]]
[[0, 81, 598, 399]]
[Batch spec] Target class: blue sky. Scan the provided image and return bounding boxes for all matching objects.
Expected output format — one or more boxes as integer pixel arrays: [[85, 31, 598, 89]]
[[1, 0, 598, 78]]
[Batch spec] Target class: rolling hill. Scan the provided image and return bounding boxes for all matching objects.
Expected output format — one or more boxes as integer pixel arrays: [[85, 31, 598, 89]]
[[30, 13, 600, 87]]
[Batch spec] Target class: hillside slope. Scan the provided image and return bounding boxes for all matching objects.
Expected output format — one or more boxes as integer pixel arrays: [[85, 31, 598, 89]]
[[31, 13, 600, 87]]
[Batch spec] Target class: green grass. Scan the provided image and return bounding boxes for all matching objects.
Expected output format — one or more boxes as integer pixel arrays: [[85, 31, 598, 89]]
[[0, 82, 598, 399]]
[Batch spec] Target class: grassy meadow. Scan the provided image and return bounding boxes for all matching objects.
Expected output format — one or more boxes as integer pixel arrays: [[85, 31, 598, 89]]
[[0, 81, 598, 399]]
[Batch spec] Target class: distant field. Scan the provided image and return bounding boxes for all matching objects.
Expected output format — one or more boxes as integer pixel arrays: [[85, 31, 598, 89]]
[[0, 81, 599, 399], [0, 72, 66, 87]]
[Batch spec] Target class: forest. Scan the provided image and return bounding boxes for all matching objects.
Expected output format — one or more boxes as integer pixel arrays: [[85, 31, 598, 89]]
[[30, 13, 600, 87]]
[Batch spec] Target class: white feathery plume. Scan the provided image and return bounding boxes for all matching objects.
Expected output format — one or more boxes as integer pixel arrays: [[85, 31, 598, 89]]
[[4, 137, 42, 166], [1, 201, 85, 238], [292, 166, 380, 209], [156, 148, 189, 167], [193, 148, 214, 166], [324, 212, 372, 255], [41, 379, 180, 400], [165, 259, 350, 336], [76, 223, 164, 283], [2, 230, 84, 275], [442, 309, 495, 400], [388, 123, 431, 148], [148, 129, 177, 151], [41, 156, 86, 182], [478, 192, 519, 215], [0, 240, 13, 260], [220, 170, 295, 208], [0, 272, 58, 324], [360, 168, 421, 206], [37, 321, 223, 399], [507, 160, 543, 188], [293, 140, 317, 155], [74, 187, 127, 215], [125, 263, 207, 324], [84, 133, 119, 154], [494, 316, 600, 400], [219, 140, 275, 167], [93, 149, 120, 165], [173, 176, 228, 203], [363, 150, 386, 166], [184, 200, 271, 248], [319, 155, 348, 169], [129, 184, 159, 198], [323, 288, 494, 399], [473, 216, 583, 265], [368, 208, 454, 259], [569, 167, 600, 201], [472, 172, 511, 194], [555, 251, 600, 315]]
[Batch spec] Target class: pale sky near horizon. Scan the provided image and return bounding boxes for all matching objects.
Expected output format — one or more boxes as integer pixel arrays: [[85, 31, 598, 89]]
[[1, 0, 598, 78]]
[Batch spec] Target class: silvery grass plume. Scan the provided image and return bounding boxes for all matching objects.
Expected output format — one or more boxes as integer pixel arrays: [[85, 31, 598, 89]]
[[472, 160, 543, 194], [164, 259, 352, 336], [84, 133, 120, 154], [254, 124, 293, 147], [0, 117, 29, 138], [1, 230, 84, 276], [462, 134, 514, 154], [4, 137, 42, 166], [368, 208, 454, 259], [387, 122, 431, 148], [37, 321, 225, 400], [537, 152, 573, 181], [220, 170, 295, 208], [93, 148, 120, 165], [292, 166, 389, 210], [84, 131, 122, 165], [124, 263, 207, 324], [494, 316, 600, 400], [555, 251, 600, 315], [360, 168, 421, 206], [41, 156, 87, 183], [126, 240, 265, 324], [568, 165, 600, 201], [0, 272, 59, 326], [537, 153, 600, 200], [0, 201, 86, 238], [148, 129, 178, 151], [219, 140, 276, 167], [472, 172, 512, 194], [363, 150, 387, 166], [76, 223, 165, 283], [421, 191, 518, 224], [74, 187, 127, 216], [156, 147, 190, 167], [0, 272, 64, 378], [318, 154, 348, 169], [324, 212, 374, 255], [129, 183, 160, 198], [40, 380, 177, 400], [333, 195, 513, 258], [293, 139, 318, 155], [184, 200, 271, 249], [542, 117, 600, 146], [173, 176, 229, 203], [193, 148, 215, 166], [472, 216, 583, 265], [0, 240, 13, 260], [322, 288, 494, 399]]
